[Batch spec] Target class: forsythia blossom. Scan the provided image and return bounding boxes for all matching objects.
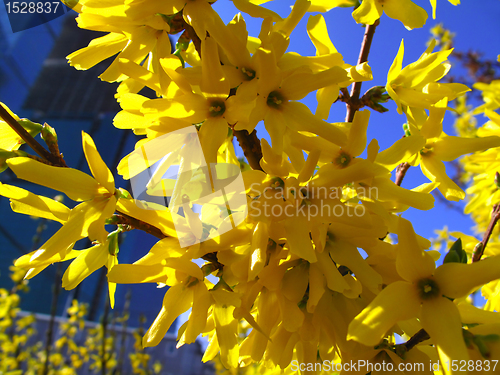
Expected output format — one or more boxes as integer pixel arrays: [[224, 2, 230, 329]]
[[1, 1, 500, 374]]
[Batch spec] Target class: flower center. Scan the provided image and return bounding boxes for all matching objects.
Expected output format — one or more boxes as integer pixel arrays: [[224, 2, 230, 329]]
[[241, 67, 256, 81], [267, 90, 286, 110], [417, 277, 441, 300], [208, 100, 226, 117], [420, 146, 433, 155], [334, 151, 351, 168], [269, 176, 285, 189]]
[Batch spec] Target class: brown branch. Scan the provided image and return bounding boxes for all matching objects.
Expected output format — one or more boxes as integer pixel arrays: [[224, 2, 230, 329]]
[[399, 328, 430, 352], [0, 104, 60, 164], [395, 162, 410, 186], [345, 20, 380, 122], [472, 203, 500, 262], [184, 23, 202, 58], [234, 129, 264, 171], [111, 213, 168, 240]]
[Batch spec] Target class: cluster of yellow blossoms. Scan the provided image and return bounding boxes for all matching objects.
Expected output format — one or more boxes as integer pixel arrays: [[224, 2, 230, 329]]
[[3, 0, 500, 374]]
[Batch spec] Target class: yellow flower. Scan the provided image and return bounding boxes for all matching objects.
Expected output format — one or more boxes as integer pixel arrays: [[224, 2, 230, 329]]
[[7, 132, 117, 265], [473, 80, 500, 114], [67, 0, 171, 83], [376, 101, 500, 201], [236, 45, 348, 155], [68, 0, 240, 88], [61, 233, 119, 308], [142, 36, 255, 165], [352, 0, 428, 30], [386, 40, 469, 114], [348, 218, 500, 372]]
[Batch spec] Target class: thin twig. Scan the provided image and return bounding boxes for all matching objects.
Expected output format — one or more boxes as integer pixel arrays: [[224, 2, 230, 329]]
[[472, 204, 500, 262], [234, 129, 264, 171], [0, 104, 58, 164], [399, 328, 430, 352], [345, 20, 380, 122], [111, 213, 167, 240], [395, 162, 410, 187]]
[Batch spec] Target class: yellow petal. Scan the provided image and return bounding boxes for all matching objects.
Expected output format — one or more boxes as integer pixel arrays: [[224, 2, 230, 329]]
[[26, 200, 105, 265], [116, 58, 162, 93], [457, 302, 500, 324], [116, 198, 177, 237], [375, 135, 425, 171], [395, 217, 436, 282], [107, 253, 118, 309], [199, 117, 228, 165], [421, 298, 469, 370], [87, 196, 116, 243], [352, 0, 381, 26], [313, 159, 385, 187], [67, 33, 128, 70], [284, 101, 347, 147], [434, 255, 500, 299], [201, 37, 230, 97], [271, 3, 307, 36], [249, 222, 269, 281], [308, 263, 326, 312], [62, 243, 108, 290], [309, 0, 357, 12], [143, 284, 193, 347], [213, 303, 239, 369], [307, 14, 337, 55], [316, 250, 350, 293], [345, 62, 373, 83], [419, 99, 446, 139], [281, 66, 347, 101], [420, 155, 465, 201], [16, 249, 79, 271], [316, 85, 339, 120], [107, 264, 168, 284], [184, 281, 212, 344], [82, 132, 115, 193], [344, 110, 369, 157], [232, 0, 282, 20], [7, 157, 100, 201], [99, 26, 159, 82], [347, 281, 421, 346], [281, 262, 309, 303], [255, 47, 282, 96], [328, 240, 382, 294], [0, 183, 69, 223], [432, 135, 500, 162], [384, 0, 428, 30], [372, 177, 435, 211], [284, 217, 317, 263]]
